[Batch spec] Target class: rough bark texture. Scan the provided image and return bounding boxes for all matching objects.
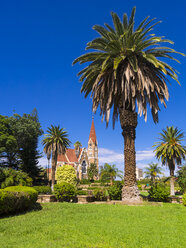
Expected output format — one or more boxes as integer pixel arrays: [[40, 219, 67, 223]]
[[51, 151, 57, 192], [120, 109, 140, 202], [170, 169, 175, 196]]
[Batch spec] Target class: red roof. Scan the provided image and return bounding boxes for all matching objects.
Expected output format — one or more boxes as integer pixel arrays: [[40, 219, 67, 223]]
[[58, 148, 83, 163], [89, 119, 97, 143]]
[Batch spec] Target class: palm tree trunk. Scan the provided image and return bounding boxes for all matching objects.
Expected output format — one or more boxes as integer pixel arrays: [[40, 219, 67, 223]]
[[119, 109, 140, 202], [110, 176, 113, 186], [51, 151, 57, 192], [152, 176, 155, 185], [170, 169, 175, 196], [47, 159, 50, 186]]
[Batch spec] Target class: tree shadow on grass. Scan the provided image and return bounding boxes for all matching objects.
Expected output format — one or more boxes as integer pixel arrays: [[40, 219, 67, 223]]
[[0, 203, 42, 219]]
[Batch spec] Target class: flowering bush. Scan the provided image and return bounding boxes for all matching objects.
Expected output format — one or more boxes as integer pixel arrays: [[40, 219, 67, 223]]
[[56, 165, 77, 186]]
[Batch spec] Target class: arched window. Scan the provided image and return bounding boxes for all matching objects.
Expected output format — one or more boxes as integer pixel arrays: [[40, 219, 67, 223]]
[[82, 160, 87, 174]]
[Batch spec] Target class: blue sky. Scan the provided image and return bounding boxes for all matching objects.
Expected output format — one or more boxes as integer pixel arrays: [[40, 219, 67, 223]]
[[0, 0, 186, 175]]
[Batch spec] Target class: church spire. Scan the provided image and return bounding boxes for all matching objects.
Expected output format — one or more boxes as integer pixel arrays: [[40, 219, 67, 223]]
[[89, 118, 97, 143]]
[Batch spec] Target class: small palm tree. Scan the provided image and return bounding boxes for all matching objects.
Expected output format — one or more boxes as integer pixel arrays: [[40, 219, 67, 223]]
[[73, 7, 184, 201], [100, 163, 123, 185], [87, 163, 98, 182], [144, 162, 163, 184], [42, 125, 71, 191], [74, 141, 82, 158], [74, 141, 82, 148], [154, 126, 186, 195]]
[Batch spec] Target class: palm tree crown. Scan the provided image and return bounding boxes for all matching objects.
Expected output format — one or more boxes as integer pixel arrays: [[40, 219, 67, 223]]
[[42, 125, 71, 157], [100, 163, 123, 185], [154, 126, 186, 195], [74, 141, 82, 149], [73, 7, 184, 127], [154, 126, 186, 170], [144, 162, 163, 183]]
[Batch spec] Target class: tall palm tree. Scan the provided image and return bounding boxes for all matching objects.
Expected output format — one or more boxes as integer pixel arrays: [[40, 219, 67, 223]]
[[73, 7, 184, 201], [46, 151, 51, 185], [154, 126, 186, 195], [100, 163, 123, 186], [144, 162, 163, 184], [42, 125, 71, 191]]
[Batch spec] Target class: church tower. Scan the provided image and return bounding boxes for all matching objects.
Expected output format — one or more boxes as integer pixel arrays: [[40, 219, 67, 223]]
[[88, 118, 98, 171]]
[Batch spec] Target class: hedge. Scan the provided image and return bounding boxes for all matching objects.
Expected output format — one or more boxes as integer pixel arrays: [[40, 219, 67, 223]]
[[0, 186, 38, 215], [54, 182, 76, 202], [33, 186, 52, 195]]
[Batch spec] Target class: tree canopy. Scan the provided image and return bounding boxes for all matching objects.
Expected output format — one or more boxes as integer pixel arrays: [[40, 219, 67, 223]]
[[73, 7, 185, 127], [0, 109, 43, 181]]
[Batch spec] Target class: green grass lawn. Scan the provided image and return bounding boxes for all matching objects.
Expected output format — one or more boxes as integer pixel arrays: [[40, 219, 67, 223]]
[[0, 203, 185, 248]]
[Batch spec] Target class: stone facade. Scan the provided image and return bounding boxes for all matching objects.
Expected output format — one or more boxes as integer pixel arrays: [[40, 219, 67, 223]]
[[87, 119, 99, 173]]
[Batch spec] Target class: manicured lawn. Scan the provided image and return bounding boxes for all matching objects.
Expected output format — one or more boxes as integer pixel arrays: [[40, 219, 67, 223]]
[[0, 203, 185, 248]]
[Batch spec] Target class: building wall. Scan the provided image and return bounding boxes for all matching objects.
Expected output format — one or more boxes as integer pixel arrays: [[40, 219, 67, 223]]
[[87, 139, 99, 172], [136, 168, 143, 180]]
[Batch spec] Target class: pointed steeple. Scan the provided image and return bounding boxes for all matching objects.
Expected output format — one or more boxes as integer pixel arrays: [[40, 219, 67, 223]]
[[89, 118, 97, 144]]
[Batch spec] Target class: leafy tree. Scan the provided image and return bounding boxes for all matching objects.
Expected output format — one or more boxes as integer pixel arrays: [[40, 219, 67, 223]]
[[0, 115, 18, 168], [73, 7, 184, 200], [0, 110, 43, 183], [56, 165, 77, 186], [100, 163, 123, 185], [177, 165, 186, 193], [87, 163, 98, 181], [154, 126, 186, 195], [42, 125, 71, 191], [0, 168, 32, 189], [144, 162, 163, 185], [9, 109, 43, 180]]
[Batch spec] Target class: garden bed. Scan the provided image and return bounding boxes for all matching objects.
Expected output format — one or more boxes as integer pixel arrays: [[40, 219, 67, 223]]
[[77, 195, 95, 203]]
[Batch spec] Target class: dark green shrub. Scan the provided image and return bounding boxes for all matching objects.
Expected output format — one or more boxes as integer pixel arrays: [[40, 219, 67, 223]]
[[108, 181, 122, 200], [54, 182, 76, 202], [148, 183, 170, 202], [4, 186, 38, 205], [33, 186, 52, 195], [0, 168, 5, 186], [0, 186, 38, 215], [182, 194, 186, 206], [77, 189, 88, 195], [93, 188, 108, 201], [114, 181, 123, 189]]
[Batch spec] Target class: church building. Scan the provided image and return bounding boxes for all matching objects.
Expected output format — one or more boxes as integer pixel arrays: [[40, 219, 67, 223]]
[[56, 119, 99, 180]]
